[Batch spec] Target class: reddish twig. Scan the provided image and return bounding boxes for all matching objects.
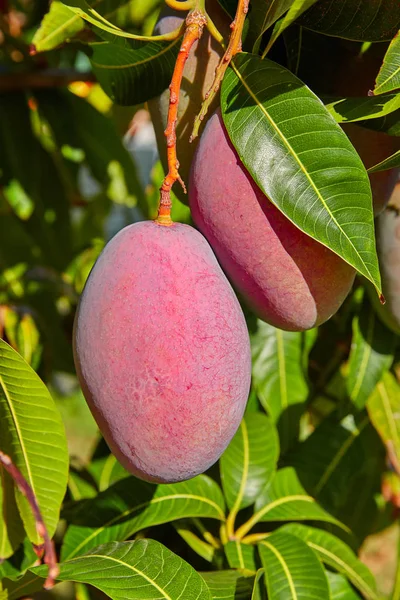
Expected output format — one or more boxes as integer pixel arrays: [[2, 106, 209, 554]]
[[190, 0, 249, 141], [157, 9, 207, 225], [0, 450, 58, 589]]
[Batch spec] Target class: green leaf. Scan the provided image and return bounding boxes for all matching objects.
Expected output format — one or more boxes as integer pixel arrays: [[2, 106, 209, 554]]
[[201, 571, 254, 600], [367, 372, 400, 464], [1, 572, 44, 600], [251, 321, 308, 452], [236, 467, 345, 539], [87, 453, 129, 491], [0, 339, 68, 545], [251, 570, 265, 600], [368, 149, 400, 173], [36, 539, 212, 599], [299, 0, 400, 41], [287, 414, 381, 515], [224, 541, 257, 572], [264, 0, 320, 56], [327, 571, 363, 600], [220, 411, 279, 511], [89, 37, 180, 105], [174, 522, 215, 563], [221, 53, 380, 293], [258, 532, 330, 599], [61, 474, 226, 560], [246, 0, 295, 54], [32, 1, 84, 52], [374, 32, 400, 95], [0, 538, 37, 581], [68, 471, 98, 501], [0, 466, 25, 559], [346, 294, 396, 411], [326, 94, 400, 124], [279, 524, 378, 600]]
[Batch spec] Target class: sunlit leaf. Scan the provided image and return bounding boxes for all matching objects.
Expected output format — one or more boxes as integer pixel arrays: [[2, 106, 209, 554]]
[[222, 53, 380, 293], [62, 475, 225, 559], [326, 93, 400, 124], [264, 0, 320, 56], [368, 371, 400, 466], [259, 531, 330, 599], [0, 340, 68, 545], [32, 1, 84, 52], [368, 149, 400, 173], [251, 320, 308, 452]]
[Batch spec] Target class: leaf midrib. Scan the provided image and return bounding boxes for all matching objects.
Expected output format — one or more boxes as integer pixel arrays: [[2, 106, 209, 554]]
[[230, 58, 376, 286], [260, 539, 298, 599]]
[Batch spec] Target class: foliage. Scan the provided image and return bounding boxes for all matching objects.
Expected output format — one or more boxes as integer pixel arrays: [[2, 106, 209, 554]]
[[1, 0, 400, 599]]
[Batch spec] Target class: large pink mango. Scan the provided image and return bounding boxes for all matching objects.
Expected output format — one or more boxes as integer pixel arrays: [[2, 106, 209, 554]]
[[189, 111, 356, 331], [74, 221, 251, 483]]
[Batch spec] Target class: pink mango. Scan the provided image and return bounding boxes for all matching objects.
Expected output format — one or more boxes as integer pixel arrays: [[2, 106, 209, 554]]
[[74, 221, 251, 483], [189, 111, 356, 331]]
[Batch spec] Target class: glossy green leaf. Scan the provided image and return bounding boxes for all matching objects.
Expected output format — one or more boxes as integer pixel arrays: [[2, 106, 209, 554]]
[[0, 464, 25, 559], [201, 571, 254, 600], [346, 294, 396, 411], [259, 532, 330, 600], [88, 453, 129, 492], [367, 371, 400, 463], [0, 339, 68, 545], [32, 1, 84, 52], [236, 467, 344, 539], [222, 53, 380, 293], [220, 411, 279, 511], [264, 0, 320, 56], [326, 94, 400, 124], [224, 541, 257, 572], [287, 414, 380, 514], [327, 572, 363, 600], [251, 321, 308, 452], [280, 524, 378, 600], [374, 32, 400, 95], [368, 149, 400, 173], [299, 0, 400, 41], [251, 569, 265, 600], [62, 474, 226, 560], [37, 540, 212, 599], [174, 522, 215, 563], [247, 0, 295, 53], [89, 37, 180, 105], [68, 471, 98, 501]]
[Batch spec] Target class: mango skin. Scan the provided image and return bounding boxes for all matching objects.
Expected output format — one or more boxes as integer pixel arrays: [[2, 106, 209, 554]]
[[189, 111, 356, 332], [73, 221, 251, 483], [148, 2, 229, 203], [369, 182, 400, 334]]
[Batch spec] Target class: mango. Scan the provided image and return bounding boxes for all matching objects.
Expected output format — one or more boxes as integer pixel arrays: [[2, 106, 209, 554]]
[[189, 111, 356, 331], [73, 220, 251, 483], [148, 2, 229, 203], [369, 181, 400, 334]]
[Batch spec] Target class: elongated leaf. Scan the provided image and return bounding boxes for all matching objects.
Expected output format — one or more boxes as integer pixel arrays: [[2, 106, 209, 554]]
[[220, 411, 279, 511], [201, 571, 254, 600], [299, 0, 400, 41], [280, 524, 378, 600], [259, 532, 330, 600], [346, 294, 396, 411], [0, 466, 25, 559], [89, 37, 180, 105], [247, 0, 295, 53], [37, 540, 212, 599], [251, 570, 265, 600], [264, 0, 319, 55], [88, 453, 129, 491], [32, 1, 84, 52], [68, 471, 98, 501], [327, 571, 363, 600], [287, 414, 381, 514], [236, 467, 344, 539], [251, 321, 308, 452], [367, 371, 400, 464], [0, 538, 37, 581], [224, 541, 257, 571], [1, 572, 44, 600], [368, 149, 400, 173], [326, 94, 400, 124], [374, 32, 400, 95], [174, 522, 215, 563], [0, 339, 68, 545], [222, 53, 380, 293], [62, 474, 225, 560]]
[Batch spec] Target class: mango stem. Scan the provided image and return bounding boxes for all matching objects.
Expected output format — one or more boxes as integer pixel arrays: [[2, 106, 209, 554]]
[[157, 9, 208, 225]]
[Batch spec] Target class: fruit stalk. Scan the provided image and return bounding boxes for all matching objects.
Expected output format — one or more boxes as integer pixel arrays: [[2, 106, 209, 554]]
[[157, 9, 207, 225], [190, 0, 249, 141], [0, 450, 59, 589]]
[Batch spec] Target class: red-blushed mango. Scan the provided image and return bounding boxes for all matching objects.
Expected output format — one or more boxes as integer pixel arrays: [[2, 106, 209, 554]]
[[73, 220, 251, 483], [148, 2, 229, 203], [368, 182, 400, 334], [189, 111, 356, 332]]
